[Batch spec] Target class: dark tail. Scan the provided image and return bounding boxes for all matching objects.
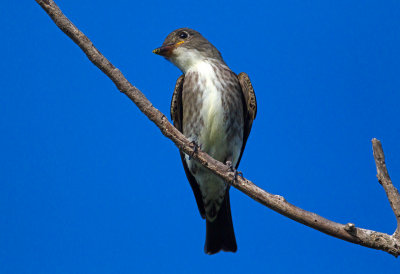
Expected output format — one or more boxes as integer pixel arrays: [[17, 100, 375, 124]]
[[204, 191, 237, 254]]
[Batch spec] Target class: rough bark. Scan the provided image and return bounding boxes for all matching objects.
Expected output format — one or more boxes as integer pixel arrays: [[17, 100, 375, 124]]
[[35, 0, 400, 257]]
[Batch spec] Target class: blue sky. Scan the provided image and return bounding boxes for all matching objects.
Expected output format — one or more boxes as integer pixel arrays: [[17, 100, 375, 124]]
[[1, 0, 399, 273]]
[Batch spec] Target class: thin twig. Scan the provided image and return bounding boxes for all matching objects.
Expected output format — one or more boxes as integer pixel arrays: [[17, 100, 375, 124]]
[[372, 138, 400, 239], [35, 0, 400, 257]]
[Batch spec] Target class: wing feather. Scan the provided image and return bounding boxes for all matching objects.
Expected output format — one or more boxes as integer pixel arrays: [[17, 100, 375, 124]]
[[171, 75, 206, 218], [236, 72, 257, 167]]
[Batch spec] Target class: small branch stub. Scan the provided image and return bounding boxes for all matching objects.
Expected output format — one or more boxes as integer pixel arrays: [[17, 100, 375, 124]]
[[344, 223, 356, 234]]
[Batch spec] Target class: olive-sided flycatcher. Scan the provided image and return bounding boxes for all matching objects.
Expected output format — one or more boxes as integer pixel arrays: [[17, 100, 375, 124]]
[[153, 28, 257, 254]]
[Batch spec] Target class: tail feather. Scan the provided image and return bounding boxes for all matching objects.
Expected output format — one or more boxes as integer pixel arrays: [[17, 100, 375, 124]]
[[204, 191, 237, 254]]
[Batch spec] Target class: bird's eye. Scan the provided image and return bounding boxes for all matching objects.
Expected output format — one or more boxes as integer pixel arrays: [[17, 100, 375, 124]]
[[179, 32, 188, 39]]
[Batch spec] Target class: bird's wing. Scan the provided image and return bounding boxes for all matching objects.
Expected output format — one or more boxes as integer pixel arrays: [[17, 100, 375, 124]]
[[236, 72, 257, 167], [170, 75, 184, 131], [171, 75, 206, 219]]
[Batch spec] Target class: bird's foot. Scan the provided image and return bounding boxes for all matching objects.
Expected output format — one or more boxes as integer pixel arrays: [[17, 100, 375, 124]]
[[188, 141, 200, 160], [226, 161, 243, 181]]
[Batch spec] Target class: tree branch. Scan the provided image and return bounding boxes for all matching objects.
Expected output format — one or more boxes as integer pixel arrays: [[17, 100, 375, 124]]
[[372, 138, 400, 239], [35, 0, 400, 257]]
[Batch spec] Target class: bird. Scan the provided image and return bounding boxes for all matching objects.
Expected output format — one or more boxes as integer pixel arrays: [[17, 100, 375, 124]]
[[153, 28, 257, 254]]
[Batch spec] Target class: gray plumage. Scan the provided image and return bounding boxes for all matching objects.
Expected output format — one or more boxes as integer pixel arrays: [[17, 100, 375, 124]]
[[154, 28, 257, 254]]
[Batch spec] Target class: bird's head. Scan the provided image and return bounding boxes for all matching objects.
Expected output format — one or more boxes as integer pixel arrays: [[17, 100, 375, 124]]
[[153, 28, 224, 73]]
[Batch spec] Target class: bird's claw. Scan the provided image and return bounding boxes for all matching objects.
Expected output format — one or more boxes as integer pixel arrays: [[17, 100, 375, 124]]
[[234, 170, 244, 180], [226, 161, 243, 181], [188, 141, 200, 160]]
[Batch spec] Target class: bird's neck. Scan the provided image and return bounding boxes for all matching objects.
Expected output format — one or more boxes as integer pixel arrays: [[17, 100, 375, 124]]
[[171, 47, 225, 74]]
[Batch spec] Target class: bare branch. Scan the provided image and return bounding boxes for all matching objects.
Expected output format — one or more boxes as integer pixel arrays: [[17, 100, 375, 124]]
[[35, 0, 400, 257], [372, 138, 400, 239]]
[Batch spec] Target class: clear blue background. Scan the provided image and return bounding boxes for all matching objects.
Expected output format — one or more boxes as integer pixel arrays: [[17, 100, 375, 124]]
[[1, 1, 399, 273]]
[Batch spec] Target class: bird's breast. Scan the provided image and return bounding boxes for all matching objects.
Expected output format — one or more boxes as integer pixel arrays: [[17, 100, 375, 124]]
[[183, 61, 230, 160], [199, 70, 225, 148]]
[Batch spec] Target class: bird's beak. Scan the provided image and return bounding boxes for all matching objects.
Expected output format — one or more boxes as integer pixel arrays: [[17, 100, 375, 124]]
[[153, 41, 184, 57]]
